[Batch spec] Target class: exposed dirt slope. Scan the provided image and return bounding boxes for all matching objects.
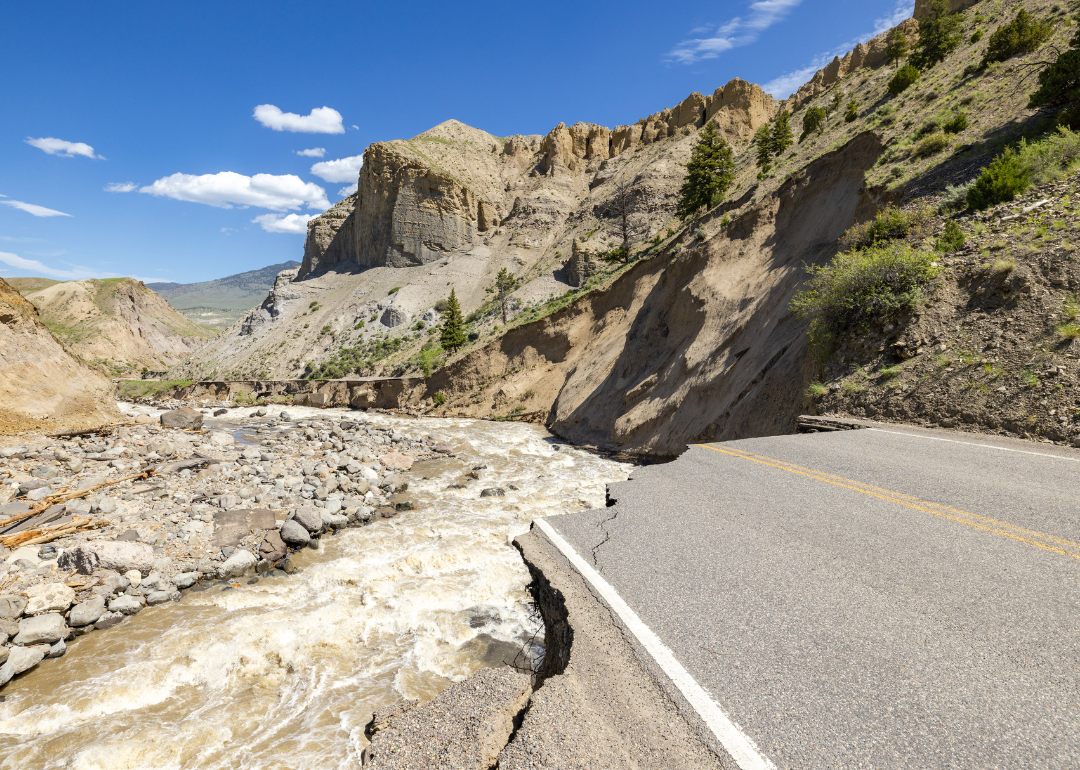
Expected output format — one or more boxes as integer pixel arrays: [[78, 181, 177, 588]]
[[813, 174, 1080, 446], [0, 277, 119, 432], [418, 134, 883, 455], [25, 278, 215, 374]]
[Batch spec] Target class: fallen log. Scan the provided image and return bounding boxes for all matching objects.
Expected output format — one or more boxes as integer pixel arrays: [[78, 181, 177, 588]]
[[0, 516, 109, 549], [0, 467, 157, 529]]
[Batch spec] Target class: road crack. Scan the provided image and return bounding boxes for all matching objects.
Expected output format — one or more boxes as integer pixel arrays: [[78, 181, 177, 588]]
[[590, 507, 618, 568]]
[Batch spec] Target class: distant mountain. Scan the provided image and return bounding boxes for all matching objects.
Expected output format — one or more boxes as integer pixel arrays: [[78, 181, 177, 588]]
[[146, 261, 300, 329]]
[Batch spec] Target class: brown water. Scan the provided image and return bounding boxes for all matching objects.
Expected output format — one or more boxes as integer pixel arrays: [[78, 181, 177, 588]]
[[0, 408, 630, 770]]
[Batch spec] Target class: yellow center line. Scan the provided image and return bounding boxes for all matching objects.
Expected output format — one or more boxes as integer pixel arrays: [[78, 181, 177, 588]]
[[694, 443, 1080, 561]]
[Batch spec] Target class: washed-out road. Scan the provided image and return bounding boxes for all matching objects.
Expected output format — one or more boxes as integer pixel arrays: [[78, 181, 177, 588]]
[[542, 423, 1080, 769]]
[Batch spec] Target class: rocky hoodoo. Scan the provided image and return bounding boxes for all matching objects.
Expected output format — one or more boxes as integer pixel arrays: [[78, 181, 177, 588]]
[[0, 404, 450, 690], [0, 277, 120, 432], [22, 277, 215, 373]]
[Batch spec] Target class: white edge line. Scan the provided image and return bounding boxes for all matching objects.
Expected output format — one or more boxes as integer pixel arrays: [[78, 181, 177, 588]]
[[533, 517, 775, 770], [866, 427, 1080, 463]]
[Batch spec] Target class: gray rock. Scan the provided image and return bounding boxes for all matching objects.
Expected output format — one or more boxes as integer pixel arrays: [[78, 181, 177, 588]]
[[173, 572, 199, 589], [18, 479, 48, 495], [13, 613, 66, 645], [69, 596, 106, 627], [31, 465, 58, 479], [47, 639, 66, 658], [0, 620, 18, 642], [24, 582, 76, 615], [5, 644, 45, 675], [259, 530, 288, 562], [59, 541, 155, 576], [160, 408, 203, 430], [379, 306, 409, 328], [0, 646, 7, 665], [279, 411, 291, 421], [140, 573, 170, 592], [292, 505, 323, 534], [0, 595, 27, 620], [95, 611, 125, 630], [108, 595, 145, 615], [220, 550, 257, 578], [0, 664, 11, 688], [322, 511, 349, 530], [146, 590, 180, 605], [97, 497, 118, 514], [279, 519, 310, 546]]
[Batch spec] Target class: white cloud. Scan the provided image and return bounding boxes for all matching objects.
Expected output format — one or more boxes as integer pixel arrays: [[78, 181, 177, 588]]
[[253, 105, 345, 134], [25, 137, 103, 159], [295, 148, 326, 157], [105, 182, 137, 193], [338, 184, 358, 197], [140, 171, 329, 211], [0, 251, 96, 280], [310, 154, 364, 183], [668, 0, 802, 64], [0, 199, 72, 218], [252, 213, 316, 234], [763, 1, 914, 97]]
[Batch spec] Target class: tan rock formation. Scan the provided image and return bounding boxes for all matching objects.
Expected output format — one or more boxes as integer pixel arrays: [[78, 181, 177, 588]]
[[705, 79, 777, 143], [914, 0, 977, 19], [23, 278, 214, 373], [0, 277, 119, 429]]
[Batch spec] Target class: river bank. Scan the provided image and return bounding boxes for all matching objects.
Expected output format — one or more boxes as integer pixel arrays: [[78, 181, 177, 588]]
[[0, 401, 629, 769]]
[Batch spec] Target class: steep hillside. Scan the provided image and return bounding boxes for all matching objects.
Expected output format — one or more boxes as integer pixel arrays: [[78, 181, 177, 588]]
[[24, 278, 215, 374], [0, 277, 119, 432], [5, 277, 60, 294], [170, 80, 778, 381], [146, 260, 300, 329]]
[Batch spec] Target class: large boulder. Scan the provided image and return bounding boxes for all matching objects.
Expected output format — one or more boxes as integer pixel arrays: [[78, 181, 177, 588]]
[[5, 644, 45, 676], [160, 408, 203, 430], [13, 613, 67, 645], [379, 306, 409, 328], [219, 549, 257, 578], [259, 530, 288, 562], [279, 519, 310, 547], [23, 583, 76, 615], [69, 596, 106, 627], [58, 541, 155, 576], [108, 595, 145, 615], [292, 506, 323, 535], [0, 595, 27, 620], [379, 452, 414, 471], [212, 508, 276, 547]]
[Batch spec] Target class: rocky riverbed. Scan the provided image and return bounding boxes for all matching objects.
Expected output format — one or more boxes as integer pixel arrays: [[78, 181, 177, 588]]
[[0, 403, 453, 688], [0, 402, 629, 769]]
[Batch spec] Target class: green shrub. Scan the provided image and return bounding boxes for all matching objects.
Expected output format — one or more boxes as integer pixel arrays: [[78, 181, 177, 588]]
[[844, 101, 858, 123], [388, 286, 401, 295], [1056, 321, 1080, 339], [804, 381, 828, 397], [876, 103, 897, 126], [915, 133, 950, 157], [966, 148, 1031, 209], [1027, 15, 1080, 121], [432, 391, 447, 407], [840, 206, 932, 250], [942, 112, 968, 133], [433, 298, 450, 313], [790, 243, 940, 349], [1016, 125, 1080, 184], [936, 220, 966, 252], [319, 325, 332, 336], [982, 10, 1053, 67], [801, 107, 828, 142], [879, 365, 903, 380], [1064, 293, 1079, 321], [940, 180, 974, 212], [971, 29, 984, 44], [889, 64, 920, 96]]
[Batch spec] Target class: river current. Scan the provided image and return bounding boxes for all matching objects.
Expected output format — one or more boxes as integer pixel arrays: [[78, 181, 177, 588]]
[[0, 407, 630, 769]]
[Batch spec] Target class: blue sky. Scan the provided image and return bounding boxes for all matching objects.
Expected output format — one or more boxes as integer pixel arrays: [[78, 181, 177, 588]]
[[0, 0, 912, 284]]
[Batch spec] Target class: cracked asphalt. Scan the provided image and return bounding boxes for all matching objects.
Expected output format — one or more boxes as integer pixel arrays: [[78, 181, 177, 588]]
[[547, 424, 1080, 769]]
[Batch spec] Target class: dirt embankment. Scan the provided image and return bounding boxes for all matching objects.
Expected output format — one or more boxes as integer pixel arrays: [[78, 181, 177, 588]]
[[0, 277, 120, 433], [419, 133, 884, 456]]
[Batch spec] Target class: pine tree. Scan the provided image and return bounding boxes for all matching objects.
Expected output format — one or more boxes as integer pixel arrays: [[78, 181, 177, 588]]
[[439, 288, 466, 351], [486, 268, 520, 323], [827, 90, 843, 116], [800, 107, 827, 142], [754, 124, 773, 173], [912, 0, 962, 69], [675, 122, 735, 220], [844, 101, 859, 123], [887, 30, 910, 69], [769, 110, 794, 156], [1027, 14, 1080, 127]]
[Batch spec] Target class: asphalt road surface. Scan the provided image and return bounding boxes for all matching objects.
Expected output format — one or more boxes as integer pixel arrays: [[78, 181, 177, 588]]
[[546, 423, 1080, 769]]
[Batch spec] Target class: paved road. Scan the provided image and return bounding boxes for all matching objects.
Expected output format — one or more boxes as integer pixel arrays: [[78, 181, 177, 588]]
[[546, 424, 1080, 769]]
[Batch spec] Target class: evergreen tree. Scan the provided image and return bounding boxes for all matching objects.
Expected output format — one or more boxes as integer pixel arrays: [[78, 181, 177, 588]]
[[486, 268, 520, 324], [439, 288, 466, 351], [827, 89, 844, 116], [844, 101, 859, 123], [886, 30, 910, 68], [800, 107, 828, 142], [754, 124, 772, 174], [912, 0, 963, 69], [675, 122, 735, 220], [982, 9, 1053, 68], [769, 110, 794, 156], [1028, 15, 1080, 127]]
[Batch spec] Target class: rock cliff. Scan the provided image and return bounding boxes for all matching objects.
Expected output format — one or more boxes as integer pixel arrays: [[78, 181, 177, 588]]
[[0, 277, 119, 431], [23, 278, 215, 374]]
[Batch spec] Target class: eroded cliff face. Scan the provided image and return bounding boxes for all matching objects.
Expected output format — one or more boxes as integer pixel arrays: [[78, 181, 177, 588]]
[[419, 133, 885, 455], [0, 277, 119, 430]]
